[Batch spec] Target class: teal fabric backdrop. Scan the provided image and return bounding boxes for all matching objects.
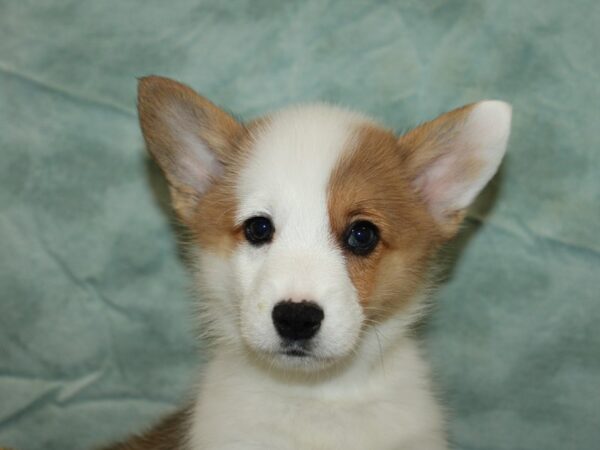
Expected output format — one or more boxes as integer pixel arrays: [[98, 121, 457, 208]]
[[1, 1, 598, 449]]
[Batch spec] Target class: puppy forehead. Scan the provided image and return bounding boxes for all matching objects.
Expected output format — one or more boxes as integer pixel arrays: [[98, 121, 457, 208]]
[[236, 104, 373, 220]]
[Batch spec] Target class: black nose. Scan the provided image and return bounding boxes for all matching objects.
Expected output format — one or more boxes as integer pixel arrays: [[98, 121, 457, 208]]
[[272, 301, 324, 341]]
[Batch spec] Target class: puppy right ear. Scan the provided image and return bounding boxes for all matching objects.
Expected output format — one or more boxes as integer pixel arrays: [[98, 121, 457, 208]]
[[137, 76, 244, 221], [399, 101, 511, 237]]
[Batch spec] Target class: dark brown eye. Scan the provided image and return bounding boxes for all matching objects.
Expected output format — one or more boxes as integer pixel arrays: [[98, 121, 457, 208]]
[[345, 221, 379, 256], [244, 216, 274, 245]]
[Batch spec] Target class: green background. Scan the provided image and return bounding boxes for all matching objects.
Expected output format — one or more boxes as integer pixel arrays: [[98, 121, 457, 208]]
[[1, 1, 599, 449]]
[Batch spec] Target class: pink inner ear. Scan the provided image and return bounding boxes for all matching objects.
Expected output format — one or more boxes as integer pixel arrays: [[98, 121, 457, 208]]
[[177, 129, 224, 194], [177, 149, 223, 195], [413, 147, 479, 222], [165, 111, 225, 196], [412, 101, 512, 224]]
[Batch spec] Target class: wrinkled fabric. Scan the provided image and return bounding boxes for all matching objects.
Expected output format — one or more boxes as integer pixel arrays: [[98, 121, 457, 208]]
[[0, 1, 598, 449]]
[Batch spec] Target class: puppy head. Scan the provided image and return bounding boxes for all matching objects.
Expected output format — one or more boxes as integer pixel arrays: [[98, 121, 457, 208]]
[[138, 77, 511, 371]]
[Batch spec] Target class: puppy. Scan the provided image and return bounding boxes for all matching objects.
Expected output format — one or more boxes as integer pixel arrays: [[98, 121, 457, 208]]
[[106, 76, 511, 450]]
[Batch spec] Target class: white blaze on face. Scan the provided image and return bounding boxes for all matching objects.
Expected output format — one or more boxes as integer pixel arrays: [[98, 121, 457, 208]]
[[233, 105, 370, 361], [136, 77, 512, 369]]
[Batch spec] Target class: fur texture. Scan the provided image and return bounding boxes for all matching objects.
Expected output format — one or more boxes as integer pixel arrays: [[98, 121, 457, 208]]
[[107, 76, 511, 450]]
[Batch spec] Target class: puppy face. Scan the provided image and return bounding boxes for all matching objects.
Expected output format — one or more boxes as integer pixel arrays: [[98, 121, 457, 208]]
[[137, 77, 511, 370]]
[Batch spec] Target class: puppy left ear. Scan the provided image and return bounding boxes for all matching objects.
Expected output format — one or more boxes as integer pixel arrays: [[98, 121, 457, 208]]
[[399, 101, 512, 236], [137, 76, 244, 222]]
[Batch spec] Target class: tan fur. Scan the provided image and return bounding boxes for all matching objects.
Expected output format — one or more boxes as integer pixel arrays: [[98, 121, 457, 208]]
[[190, 120, 272, 254], [398, 102, 480, 236], [100, 407, 189, 450], [327, 102, 495, 319], [398, 104, 475, 175], [137, 77, 270, 256], [327, 124, 443, 320], [137, 76, 246, 224]]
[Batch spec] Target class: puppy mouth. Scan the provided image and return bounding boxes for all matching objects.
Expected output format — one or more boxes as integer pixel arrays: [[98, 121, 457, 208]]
[[260, 342, 340, 370], [278, 341, 313, 358], [281, 348, 310, 357]]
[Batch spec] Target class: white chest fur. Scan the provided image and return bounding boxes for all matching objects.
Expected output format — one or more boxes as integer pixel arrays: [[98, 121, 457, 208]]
[[188, 335, 446, 450]]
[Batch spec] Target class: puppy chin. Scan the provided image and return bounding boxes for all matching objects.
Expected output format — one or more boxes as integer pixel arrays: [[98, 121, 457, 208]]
[[243, 339, 347, 373], [271, 352, 343, 374], [240, 315, 364, 374]]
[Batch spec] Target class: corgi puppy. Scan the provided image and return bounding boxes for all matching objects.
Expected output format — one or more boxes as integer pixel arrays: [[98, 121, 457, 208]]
[[106, 76, 511, 450]]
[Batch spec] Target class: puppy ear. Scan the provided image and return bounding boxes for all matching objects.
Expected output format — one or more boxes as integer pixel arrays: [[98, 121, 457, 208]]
[[400, 101, 512, 236], [137, 76, 244, 221]]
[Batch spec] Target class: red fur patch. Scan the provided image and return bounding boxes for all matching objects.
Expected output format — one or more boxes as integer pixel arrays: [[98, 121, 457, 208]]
[[327, 124, 445, 320]]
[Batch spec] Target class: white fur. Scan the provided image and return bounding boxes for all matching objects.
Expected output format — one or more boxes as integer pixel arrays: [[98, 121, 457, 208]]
[[187, 105, 448, 449], [234, 105, 370, 363], [189, 314, 445, 450], [171, 100, 512, 449]]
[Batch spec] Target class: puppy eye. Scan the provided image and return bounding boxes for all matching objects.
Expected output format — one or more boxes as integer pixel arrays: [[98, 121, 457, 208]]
[[345, 221, 379, 256], [244, 216, 274, 245]]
